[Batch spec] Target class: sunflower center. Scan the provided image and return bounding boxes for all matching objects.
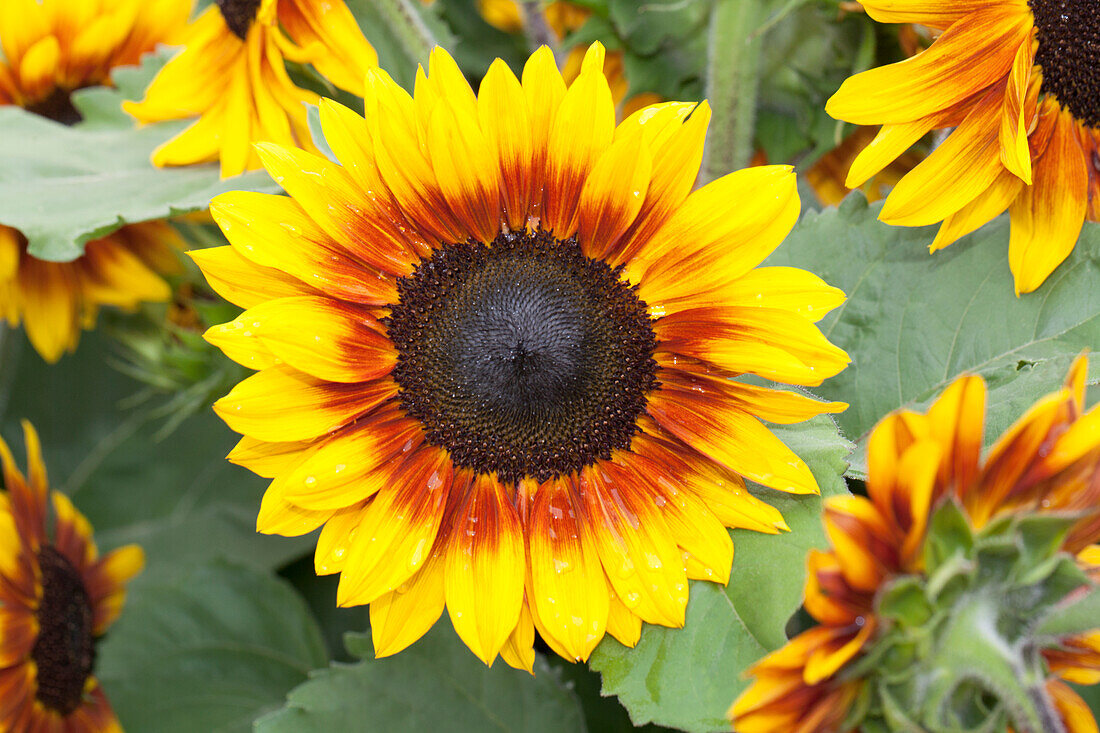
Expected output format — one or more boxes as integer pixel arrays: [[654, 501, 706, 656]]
[[24, 87, 83, 126], [385, 230, 658, 484], [30, 547, 95, 716], [1030, 0, 1100, 127], [216, 0, 262, 39]]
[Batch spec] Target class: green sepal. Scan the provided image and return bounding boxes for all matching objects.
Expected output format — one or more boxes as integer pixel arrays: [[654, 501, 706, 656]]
[[924, 498, 975, 574]]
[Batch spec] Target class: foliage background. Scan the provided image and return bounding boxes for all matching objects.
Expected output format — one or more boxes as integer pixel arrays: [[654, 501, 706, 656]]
[[3, 0, 1097, 731]]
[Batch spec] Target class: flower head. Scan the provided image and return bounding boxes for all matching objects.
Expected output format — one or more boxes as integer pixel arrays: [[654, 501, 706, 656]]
[[0, 0, 191, 124], [0, 421, 144, 731], [0, 222, 181, 363], [123, 0, 378, 177], [194, 43, 850, 669], [827, 0, 1100, 294], [731, 356, 1100, 732]]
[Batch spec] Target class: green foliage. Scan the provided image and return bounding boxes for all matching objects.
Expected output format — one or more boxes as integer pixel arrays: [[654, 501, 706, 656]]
[[589, 415, 852, 732], [771, 196, 1100, 477], [0, 55, 278, 262], [255, 622, 588, 733], [96, 560, 328, 733]]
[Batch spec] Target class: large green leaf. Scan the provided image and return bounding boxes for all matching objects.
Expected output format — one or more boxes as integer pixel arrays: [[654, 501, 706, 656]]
[[255, 621, 589, 733], [0, 329, 309, 571], [0, 55, 279, 262], [96, 560, 328, 733], [770, 196, 1100, 477], [589, 415, 852, 732]]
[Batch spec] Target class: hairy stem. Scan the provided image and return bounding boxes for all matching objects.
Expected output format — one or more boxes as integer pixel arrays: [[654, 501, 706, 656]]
[[373, 0, 439, 66], [701, 0, 766, 182]]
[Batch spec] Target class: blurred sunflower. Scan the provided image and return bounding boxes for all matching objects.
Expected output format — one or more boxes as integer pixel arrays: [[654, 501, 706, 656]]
[[827, 0, 1100, 294], [0, 421, 144, 731], [477, 0, 662, 116], [193, 43, 850, 669], [0, 223, 180, 363], [0, 0, 190, 124], [805, 126, 924, 207], [123, 0, 377, 178], [731, 356, 1100, 732], [0, 2, 187, 362]]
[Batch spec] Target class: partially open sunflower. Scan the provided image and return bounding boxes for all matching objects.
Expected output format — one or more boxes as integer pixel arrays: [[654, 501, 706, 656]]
[[0, 421, 144, 732], [730, 357, 1100, 732], [194, 43, 850, 669], [827, 0, 1100, 294]]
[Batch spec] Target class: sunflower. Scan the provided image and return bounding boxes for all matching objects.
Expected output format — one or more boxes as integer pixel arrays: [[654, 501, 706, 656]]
[[0, 0, 190, 124], [123, 0, 378, 178], [192, 42, 850, 669], [0, 222, 181, 363], [826, 0, 1100, 294], [730, 356, 1100, 733], [0, 421, 144, 731]]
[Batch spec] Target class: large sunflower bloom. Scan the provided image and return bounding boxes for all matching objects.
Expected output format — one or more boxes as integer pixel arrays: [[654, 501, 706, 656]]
[[192, 43, 850, 669], [123, 0, 378, 178], [827, 0, 1100, 294], [731, 356, 1100, 732], [0, 0, 190, 123], [0, 223, 180, 363], [0, 421, 144, 731]]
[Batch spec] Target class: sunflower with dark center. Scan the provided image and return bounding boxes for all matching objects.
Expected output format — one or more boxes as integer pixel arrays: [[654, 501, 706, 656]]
[[0, 421, 144, 731], [826, 0, 1100, 294], [124, 0, 378, 178], [194, 43, 851, 669]]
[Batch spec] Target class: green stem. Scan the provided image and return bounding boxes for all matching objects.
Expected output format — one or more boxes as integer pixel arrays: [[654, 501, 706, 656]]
[[373, 0, 439, 66], [701, 0, 766, 182], [519, 1, 560, 58]]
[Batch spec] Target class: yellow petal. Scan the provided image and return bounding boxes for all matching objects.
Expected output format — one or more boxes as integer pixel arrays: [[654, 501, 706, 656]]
[[444, 474, 525, 665]]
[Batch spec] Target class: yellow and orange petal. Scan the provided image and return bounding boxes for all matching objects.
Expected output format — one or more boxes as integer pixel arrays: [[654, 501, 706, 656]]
[[0, 222, 181, 363], [0, 421, 143, 732], [827, 0, 1100, 294], [123, 0, 378, 177], [195, 42, 849, 669], [732, 355, 1100, 731], [0, 0, 191, 113]]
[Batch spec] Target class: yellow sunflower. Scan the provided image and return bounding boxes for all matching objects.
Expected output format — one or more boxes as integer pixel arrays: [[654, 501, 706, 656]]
[[730, 356, 1100, 732], [0, 223, 181, 363], [0, 0, 191, 123], [827, 0, 1100, 294], [0, 421, 144, 732], [123, 0, 378, 178], [192, 42, 850, 669]]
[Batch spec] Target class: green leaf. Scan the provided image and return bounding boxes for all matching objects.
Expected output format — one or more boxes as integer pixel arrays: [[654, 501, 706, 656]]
[[589, 415, 851, 732], [96, 560, 328, 733], [768, 196, 1100, 478], [1035, 585, 1100, 638], [255, 622, 589, 733], [0, 329, 310, 571], [0, 53, 279, 262]]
